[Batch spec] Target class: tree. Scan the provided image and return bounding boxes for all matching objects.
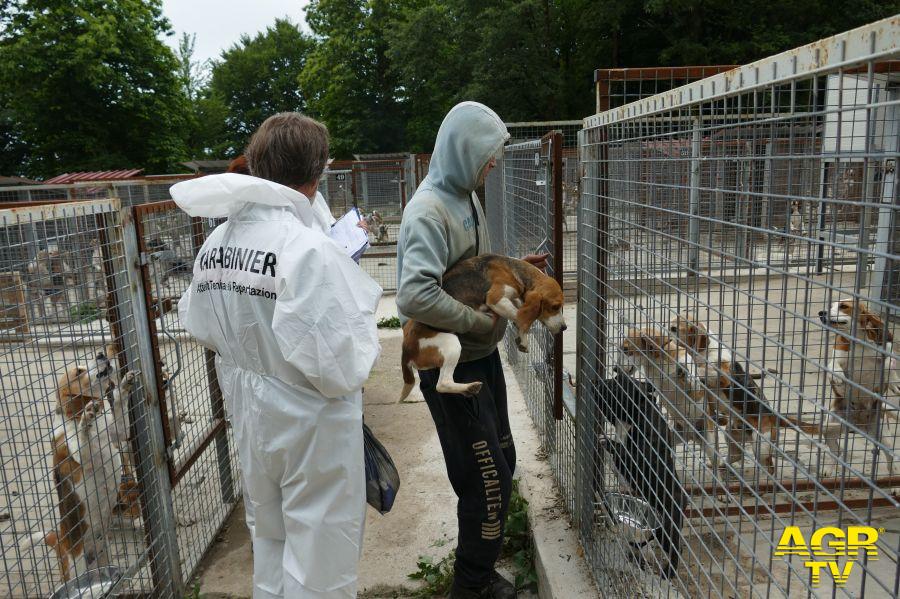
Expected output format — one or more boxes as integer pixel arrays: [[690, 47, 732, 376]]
[[206, 18, 315, 157], [300, 0, 405, 157], [388, 0, 470, 152], [0, 0, 190, 178], [643, 0, 900, 65], [176, 32, 209, 103]]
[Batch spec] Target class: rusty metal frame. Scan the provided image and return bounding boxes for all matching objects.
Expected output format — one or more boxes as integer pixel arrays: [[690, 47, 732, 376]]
[[542, 131, 566, 420], [594, 65, 737, 112], [131, 199, 232, 488], [131, 201, 177, 483]]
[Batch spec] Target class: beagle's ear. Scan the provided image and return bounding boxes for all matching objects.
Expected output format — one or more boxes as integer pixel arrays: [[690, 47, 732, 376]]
[[516, 290, 543, 332], [861, 311, 888, 346], [695, 326, 709, 353], [638, 331, 655, 352]]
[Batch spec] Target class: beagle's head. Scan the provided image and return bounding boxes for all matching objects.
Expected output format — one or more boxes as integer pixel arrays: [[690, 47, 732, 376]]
[[621, 327, 697, 382], [533, 276, 567, 334], [56, 351, 115, 418], [669, 313, 710, 354], [819, 299, 893, 346]]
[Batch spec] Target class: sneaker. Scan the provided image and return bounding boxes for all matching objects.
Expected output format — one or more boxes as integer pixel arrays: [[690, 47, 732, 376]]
[[489, 570, 517, 599], [448, 582, 488, 599], [448, 571, 517, 599]]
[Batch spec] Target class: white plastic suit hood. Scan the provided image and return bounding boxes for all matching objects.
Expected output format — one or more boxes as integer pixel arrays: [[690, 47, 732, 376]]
[[427, 101, 509, 199], [171, 172, 316, 225]]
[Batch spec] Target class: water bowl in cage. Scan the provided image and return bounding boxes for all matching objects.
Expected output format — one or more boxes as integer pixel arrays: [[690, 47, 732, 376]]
[[49, 566, 122, 599], [602, 492, 661, 544]]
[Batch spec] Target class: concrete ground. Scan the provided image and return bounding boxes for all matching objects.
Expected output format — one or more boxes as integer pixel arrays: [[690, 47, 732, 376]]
[[193, 297, 595, 598]]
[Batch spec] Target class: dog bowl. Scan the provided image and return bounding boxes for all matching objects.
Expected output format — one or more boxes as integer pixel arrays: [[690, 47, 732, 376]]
[[49, 566, 122, 599], [602, 492, 661, 544]]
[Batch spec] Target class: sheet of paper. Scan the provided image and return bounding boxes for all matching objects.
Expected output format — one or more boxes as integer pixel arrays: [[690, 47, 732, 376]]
[[329, 207, 369, 260]]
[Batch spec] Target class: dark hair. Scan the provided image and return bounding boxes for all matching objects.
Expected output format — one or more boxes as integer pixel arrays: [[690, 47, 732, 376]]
[[245, 113, 329, 187]]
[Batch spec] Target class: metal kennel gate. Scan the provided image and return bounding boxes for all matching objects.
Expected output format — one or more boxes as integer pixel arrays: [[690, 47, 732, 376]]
[[577, 17, 900, 598], [0, 198, 239, 597], [487, 133, 576, 509]]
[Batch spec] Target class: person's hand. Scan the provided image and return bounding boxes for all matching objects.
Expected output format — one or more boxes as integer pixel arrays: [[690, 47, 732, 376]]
[[357, 219, 369, 233], [521, 253, 550, 271], [472, 309, 501, 334]]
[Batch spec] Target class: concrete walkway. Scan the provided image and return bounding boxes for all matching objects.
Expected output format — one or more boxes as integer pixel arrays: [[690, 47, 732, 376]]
[[193, 298, 594, 598]]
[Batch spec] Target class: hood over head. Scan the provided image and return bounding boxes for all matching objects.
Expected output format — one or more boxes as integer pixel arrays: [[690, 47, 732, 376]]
[[171, 173, 315, 224], [427, 102, 509, 198]]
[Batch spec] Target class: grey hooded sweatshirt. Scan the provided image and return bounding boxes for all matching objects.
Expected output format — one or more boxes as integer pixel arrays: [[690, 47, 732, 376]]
[[396, 102, 510, 363]]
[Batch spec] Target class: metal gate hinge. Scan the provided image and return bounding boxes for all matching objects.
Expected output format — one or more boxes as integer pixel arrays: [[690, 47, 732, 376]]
[[139, 252, 149, 266]]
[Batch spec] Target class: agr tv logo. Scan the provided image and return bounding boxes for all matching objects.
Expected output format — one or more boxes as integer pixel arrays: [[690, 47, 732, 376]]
[[774, 526, 881, 586]]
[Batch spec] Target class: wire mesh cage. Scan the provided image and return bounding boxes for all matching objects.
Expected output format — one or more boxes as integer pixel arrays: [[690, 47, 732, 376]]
[[503, 122, 582, 280], [132, 202, 240, 580], [595, 66, 738, 113], [494, 135, 576, 511], [0, 200, 181, 597], [577, 18, 900, 598], [0, 198, 239, 597]]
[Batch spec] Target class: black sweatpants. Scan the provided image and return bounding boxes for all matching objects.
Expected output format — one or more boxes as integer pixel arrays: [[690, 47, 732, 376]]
[[419, 350, 516, 589]]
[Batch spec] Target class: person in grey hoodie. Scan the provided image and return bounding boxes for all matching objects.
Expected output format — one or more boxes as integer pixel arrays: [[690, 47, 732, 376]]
[[397, 102, 547, 599]]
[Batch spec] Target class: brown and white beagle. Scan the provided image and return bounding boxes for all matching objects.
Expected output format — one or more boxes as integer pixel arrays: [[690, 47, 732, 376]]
[[670, 314, 836, 475], [619, 327, 722, 469], [29, 369, 137, 582], [400, 254, 566, 400], [819, 299, 898, 476]]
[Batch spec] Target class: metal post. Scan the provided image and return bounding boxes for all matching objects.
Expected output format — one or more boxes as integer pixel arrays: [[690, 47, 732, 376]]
[[688, 116, 702, 272], [112, 207, 185, 596], [550, 132, 565, 421]]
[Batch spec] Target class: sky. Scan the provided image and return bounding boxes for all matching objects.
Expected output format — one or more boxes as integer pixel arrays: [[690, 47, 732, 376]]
[[160, 0, 312, 65]]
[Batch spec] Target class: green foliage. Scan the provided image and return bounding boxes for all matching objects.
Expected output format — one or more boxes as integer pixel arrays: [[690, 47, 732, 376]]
[[407, 480, 537, 595], [502, 479, 538, 589], [0, 0, 190, 178], [301, 0, 405, 157], [2, 0, 898, 177], [183, 582, 201, 599], [205, 19, 315, 158], [377, 316, 402, 329], [69, 303, 102, 324], [407, 551, 455, 597]]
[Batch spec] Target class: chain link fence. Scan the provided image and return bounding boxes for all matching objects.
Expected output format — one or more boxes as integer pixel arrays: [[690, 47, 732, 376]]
[[0, 198, 238, 597], [578, 17, 900, 597]]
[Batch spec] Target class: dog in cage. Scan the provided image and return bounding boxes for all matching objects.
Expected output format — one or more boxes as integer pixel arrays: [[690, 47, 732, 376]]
[[819, 299, 900, 478], [54, 348, 142, 517], [87, 239, 108, 307], [365, 210, 389, 243], [26, 246, 72, 318], [22, 368, 136, 582], [619, 328, 722, 469], [589, 368, 685, 578], [669, 314, 838, 476], [789, 200, 804, 237]]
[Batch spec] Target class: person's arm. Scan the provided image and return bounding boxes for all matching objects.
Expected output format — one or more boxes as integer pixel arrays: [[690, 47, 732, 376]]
[[396, 215, 494, 334], [272, 240, 382, 398]]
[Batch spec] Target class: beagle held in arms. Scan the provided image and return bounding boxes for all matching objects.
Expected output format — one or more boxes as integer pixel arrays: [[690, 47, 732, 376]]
[[400, 254, 566, 400]]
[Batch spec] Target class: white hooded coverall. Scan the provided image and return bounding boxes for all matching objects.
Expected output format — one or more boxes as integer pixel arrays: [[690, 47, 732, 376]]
[[174, 173, 382, 598]]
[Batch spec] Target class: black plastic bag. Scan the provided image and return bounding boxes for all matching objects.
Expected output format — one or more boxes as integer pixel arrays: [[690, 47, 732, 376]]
[[363, 422, 400, 514]]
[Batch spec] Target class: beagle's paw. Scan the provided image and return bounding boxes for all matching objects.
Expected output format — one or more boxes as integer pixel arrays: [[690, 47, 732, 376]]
[[462, 382, 483, 397], [119, 371, 137, 393]]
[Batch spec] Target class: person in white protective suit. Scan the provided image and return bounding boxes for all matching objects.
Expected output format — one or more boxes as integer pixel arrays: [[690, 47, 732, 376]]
[[176, 113, 382, 598]]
